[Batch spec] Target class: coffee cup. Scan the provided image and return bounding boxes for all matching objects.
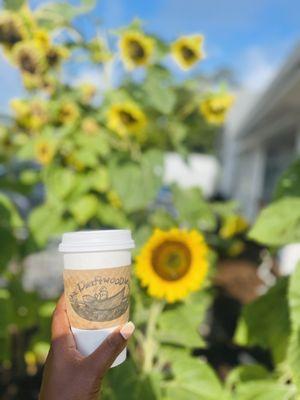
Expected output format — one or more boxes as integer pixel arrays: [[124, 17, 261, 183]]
[[59, 229, 135, 367]]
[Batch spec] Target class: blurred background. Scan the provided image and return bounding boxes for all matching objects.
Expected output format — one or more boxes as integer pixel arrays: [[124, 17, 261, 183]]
[[0, 0, 300, 399]]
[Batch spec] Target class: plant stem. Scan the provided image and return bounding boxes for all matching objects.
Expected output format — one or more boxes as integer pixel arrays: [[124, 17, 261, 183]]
[[142, 300, 164, 374]]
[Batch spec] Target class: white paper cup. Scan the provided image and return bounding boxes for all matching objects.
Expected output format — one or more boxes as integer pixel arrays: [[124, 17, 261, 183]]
[[59, 230, 135, 367]]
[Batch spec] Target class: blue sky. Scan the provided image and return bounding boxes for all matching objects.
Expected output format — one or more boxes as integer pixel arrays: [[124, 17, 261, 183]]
[[1, 0, 300, 112]]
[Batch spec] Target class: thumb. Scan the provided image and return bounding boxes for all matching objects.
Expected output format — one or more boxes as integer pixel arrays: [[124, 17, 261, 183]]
[[86, 322, 135, 377]]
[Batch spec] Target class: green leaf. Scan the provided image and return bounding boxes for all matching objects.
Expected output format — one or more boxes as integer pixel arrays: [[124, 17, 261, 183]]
[[110, 150, 163, 213], [233, 317, 249, 346], [287, 263, 300, 392], [149, 208, 176, 230], [274, 158, 300, 200], [165, 353, 225, 400], [104, 369, 162, 400], [242, 278, 290, 363], [0, 193, 23, 228], [233, 380, 294, 400], [89, 169, 110, 193], [35, 0, 95, 28], [135, 372, 162, 400], [248, 197, 300, 246], [172, 186, 216, 231], [28, 204, 66, 245], [97, 203, 130, 228], [46, 168, 76, 202], [288, 262, 300, 330], [0, 289, 13, 335], [3, 0, 25, 10], [0, 227, 17, 272], [70, 194, 99, 225], [144, 75, 176, 114], [157, 291, 211, 348], [226, 365, 270, 391], [287, 329, 300, 392], [167, 122, 187, 148], [8, 279, 39, 330]]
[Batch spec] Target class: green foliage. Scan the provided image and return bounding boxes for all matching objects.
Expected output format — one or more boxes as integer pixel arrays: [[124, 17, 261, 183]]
[[274, 158, 300, 200], [164, 352, 225, 400], [35, 0, 96, 29], [240, 278, 290, 363], [109, 150, 163, 213], [3, 0, 25, 10], [157, 291, 211, 348], [232, 380, 295, 400], [248, 197, 300, 246], [172, 185, 216, 231]]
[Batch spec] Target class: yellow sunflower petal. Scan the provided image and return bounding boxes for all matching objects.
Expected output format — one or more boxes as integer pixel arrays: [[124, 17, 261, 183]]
[[136, 228, 209, 303], [35, 139, 56, 165]]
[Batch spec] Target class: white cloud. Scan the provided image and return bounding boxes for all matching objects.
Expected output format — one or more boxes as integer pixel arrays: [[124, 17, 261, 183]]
[[239, 46, 282, 91]]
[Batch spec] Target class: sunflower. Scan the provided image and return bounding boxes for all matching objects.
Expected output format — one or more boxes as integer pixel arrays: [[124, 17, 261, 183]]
[[136, 228, 209, 303], [57, 101, 80, 125], [119, 31, 154, 69], [200, 93, 235, 125], [171, 35, 204, 70], [11, 98, 48, 132], [107, 101, 147, 137], [13, 40, 46, 75], [45, 45, 69, 68], [35, 140, 55, 165], [219, 214, 248, 239], [0, 11, 26, 47]]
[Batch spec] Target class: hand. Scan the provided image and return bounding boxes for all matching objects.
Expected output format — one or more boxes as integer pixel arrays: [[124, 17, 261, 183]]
[[39, 294, 135, 400]]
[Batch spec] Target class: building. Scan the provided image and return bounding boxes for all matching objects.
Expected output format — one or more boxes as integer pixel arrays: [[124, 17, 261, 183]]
[[221, 44, 300, 220]]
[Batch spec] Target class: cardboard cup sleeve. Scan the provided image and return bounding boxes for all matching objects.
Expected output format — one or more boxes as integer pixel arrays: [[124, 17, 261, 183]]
[[64, 265, 131, 330]]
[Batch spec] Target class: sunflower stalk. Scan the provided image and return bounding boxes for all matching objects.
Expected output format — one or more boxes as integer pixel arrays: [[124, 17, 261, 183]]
[[142, 300, 164, 374]]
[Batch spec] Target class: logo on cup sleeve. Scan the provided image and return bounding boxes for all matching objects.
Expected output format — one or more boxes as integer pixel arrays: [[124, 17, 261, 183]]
[[68, 274, 130, 322]]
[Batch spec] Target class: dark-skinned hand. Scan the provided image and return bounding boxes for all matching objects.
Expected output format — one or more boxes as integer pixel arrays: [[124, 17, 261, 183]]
[[39, 294, 135, 400]]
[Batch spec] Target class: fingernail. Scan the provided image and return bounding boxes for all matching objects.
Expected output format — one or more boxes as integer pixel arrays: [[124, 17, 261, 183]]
[[120, 321, 135, 340]]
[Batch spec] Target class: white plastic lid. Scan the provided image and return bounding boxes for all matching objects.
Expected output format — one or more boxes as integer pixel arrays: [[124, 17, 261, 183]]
[[58, 229, 135, 253]]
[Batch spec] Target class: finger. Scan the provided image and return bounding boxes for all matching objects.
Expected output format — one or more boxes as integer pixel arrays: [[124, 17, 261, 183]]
[[86, 322, 135, 377], [51, 293, 76, 349]]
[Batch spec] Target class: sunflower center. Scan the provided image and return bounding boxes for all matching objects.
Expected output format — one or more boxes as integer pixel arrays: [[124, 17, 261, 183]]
[[119, 110, 137, 125], [0, 20, 22, 45], [47, 48, 59, 66], [128, 39, 145, 61], [152, 240, 191, 281], [208, 104, 225, 115], [19, 52, 37, 74], [181, 45, 196, 61], [39, 145, 49, 156]]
